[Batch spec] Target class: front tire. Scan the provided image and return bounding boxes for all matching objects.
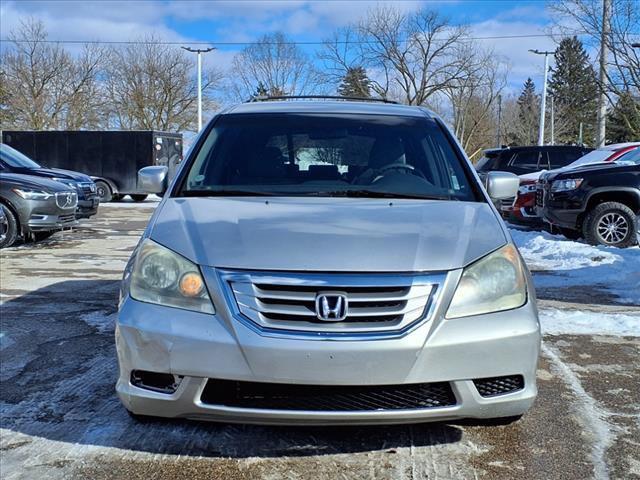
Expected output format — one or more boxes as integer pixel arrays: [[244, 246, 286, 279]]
[[95, 180, 113, 203], [0, 204, 18, 249], [583, 202, 638, 248]]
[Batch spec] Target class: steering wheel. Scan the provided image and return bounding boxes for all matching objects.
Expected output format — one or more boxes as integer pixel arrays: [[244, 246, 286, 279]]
[[374, 162, 427, 181]]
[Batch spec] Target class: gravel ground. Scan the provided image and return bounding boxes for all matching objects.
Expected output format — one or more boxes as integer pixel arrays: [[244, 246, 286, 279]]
[[1, 205, 639, 480]]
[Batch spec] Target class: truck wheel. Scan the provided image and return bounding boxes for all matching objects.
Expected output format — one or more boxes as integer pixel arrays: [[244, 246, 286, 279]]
[[95, 180, 113, 203], [0, 204, 18, 249], [583, 202, 638, 248], [129, 194, 148, 202]]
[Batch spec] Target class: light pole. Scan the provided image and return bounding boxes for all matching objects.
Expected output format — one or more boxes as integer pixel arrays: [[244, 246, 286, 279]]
[[529, 49, 554, 146], [181, 46, 215, 131]]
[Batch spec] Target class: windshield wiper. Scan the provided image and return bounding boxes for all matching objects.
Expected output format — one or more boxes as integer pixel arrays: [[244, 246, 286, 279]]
[[314, 189, 452, 200], [182, 189, 275, 197]]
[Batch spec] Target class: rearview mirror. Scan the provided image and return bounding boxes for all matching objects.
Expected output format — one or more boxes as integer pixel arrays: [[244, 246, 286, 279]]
[[138, 166, 168, 194], [485, 171, 519, 200]]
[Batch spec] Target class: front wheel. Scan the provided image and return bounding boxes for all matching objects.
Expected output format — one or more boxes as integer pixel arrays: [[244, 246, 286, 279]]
[[94, 180, 113, 203], [583, 202, 638, 248], [0, 205, 18, 249]]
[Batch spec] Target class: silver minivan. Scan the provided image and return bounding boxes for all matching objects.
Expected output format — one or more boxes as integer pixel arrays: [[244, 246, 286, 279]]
[[116, 99, 540, 425]]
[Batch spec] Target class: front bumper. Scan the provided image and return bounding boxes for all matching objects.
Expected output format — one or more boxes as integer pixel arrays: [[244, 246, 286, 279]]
[[76, 197, 100, 219], [116, 269, 540, 424]]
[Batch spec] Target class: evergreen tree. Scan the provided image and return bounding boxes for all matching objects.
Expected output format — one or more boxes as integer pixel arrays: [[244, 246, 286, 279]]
[[548, 37, 598, 144], [607, 91, 640, 142], [338, 67, 372, 98], [515, 78, 539, 145], [253, 82, 286, 98]]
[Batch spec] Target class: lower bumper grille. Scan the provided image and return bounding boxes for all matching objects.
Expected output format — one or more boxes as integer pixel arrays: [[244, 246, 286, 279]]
[[59, 213, 76, 224], [473, 375, 524, 397], [201, 379, 457, 411]]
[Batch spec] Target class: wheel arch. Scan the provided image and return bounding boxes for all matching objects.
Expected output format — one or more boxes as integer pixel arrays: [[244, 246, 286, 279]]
[[580, 188, 640, 226], [0, 197, 22, 236], [90, 176, 119, 194]]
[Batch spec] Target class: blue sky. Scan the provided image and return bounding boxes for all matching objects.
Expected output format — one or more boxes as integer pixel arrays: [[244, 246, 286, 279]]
[[1, 0, 566, 93]]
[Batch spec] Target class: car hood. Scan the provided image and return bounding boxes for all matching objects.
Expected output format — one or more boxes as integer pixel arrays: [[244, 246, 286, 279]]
[[149, 197, 507, 272], [0, 172, 77, 192], [542, 161, 623, 181], [10, 167, 92, 183]]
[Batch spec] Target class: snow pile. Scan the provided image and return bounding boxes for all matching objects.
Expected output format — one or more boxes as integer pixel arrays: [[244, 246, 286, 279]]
[[510, 228, 640, 305], [540, 308, 640, 336]]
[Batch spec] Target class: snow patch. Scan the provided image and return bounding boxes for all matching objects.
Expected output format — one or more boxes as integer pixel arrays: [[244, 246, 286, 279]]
[[80, 310, 116, 333], [540, 309, 640, 337], [510, 228, 640, 305]]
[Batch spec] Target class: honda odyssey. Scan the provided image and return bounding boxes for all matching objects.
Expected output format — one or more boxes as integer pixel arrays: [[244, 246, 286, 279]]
[[116, 98, 540, 425]]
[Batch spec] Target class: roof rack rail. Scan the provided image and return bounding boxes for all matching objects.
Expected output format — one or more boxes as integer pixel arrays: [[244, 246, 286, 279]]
[[247, 95, 399, 105]]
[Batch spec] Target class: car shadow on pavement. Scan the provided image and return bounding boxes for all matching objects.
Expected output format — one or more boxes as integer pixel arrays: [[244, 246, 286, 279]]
[[0, 280, 463, 458]]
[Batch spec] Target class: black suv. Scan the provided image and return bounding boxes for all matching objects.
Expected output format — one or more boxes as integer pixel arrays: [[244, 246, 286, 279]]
[[476, 145, 592, 176], [537, 149, 640, 248]]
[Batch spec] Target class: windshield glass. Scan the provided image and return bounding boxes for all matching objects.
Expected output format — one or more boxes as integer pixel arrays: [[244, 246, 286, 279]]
[[179, 113, 478, 201], [566, 148, 614, 168], [615, 147, 640, 165], [0, 144, 41, 169]]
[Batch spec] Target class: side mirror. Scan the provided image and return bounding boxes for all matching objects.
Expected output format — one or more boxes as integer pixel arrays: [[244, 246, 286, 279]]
[[138, 166, 168, 194], [485, 171, 519, 200]]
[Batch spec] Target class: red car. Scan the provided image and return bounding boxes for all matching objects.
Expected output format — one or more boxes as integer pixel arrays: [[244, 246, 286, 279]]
[[501, 143, 640, 225]]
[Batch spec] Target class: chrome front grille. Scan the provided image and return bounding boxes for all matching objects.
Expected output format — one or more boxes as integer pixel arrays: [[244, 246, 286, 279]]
[[221, 270, 441, 335], [55, 191, 78, 209], [499, 196, 516, 209]]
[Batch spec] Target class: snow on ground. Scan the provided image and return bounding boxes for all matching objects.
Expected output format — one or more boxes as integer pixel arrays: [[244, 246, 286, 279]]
[[510, 227, 640, 305], [540, 309, 640, 336]]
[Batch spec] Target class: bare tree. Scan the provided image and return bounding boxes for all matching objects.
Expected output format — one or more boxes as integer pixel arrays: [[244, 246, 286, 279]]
[[322, 6, 472, 105], [103, 37, 222, 131], [441, 45, 509, 154], [0, 19, 104, 130], [229, 32, 323, 100]]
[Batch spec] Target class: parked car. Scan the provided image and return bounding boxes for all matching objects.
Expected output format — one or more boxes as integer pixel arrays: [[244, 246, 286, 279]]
[[0, 173, 78, 248], [537, 148, 640, 247], [116, 98, 540, 425], [1, 130, 183, 203], [476, 145, 592, 176], [0, 143, 99, 219], [501, 143, 640, 226]]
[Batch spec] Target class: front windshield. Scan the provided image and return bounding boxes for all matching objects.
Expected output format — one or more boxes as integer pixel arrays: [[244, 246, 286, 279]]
[[0, 144, 41, 169], [179, 113, 478, 201]]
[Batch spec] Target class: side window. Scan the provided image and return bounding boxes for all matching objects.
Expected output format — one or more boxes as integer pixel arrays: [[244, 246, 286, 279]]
[[549, 150, 582, 169], [510, 151, 540, 169]]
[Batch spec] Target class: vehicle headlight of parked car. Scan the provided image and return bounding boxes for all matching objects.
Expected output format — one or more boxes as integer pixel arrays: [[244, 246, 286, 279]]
[[551, 178, 583, 192], [446, 244, 527, 319], [12, 187, 53, 200], [125, 238, 215, 314]]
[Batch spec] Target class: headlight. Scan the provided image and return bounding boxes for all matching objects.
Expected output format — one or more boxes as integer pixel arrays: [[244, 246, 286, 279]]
[[12, 188, 52, 200], [551, 178, 583, 192], [126, 239, 214, 314], [518, 183, 537, 195], [446, 244, 527, 319]]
